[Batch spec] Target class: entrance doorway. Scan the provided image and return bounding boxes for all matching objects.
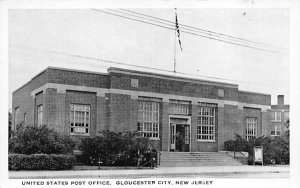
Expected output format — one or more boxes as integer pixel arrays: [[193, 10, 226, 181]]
[[170, 124, 190, 152], [169, 116, 191, 152]]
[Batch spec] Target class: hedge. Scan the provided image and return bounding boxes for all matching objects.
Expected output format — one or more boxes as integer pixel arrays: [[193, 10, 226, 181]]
[[78, 130, 149, 166], [9, 154, 76, 170], [9, 125, 75, 155]]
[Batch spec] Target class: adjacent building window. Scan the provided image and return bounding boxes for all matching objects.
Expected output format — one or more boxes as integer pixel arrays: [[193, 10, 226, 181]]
[[271, 125, 281, 136], [37, 105, 43, 127], [169, 100, 191, 115], [271, 111, 281, 122], [197, 103, 216, 141], [70, 104, 90, 135], [284, 111, 289, 121], [14, 107, 19, 128], [246, 118, 257, 141], [138, 98, 160, 138]]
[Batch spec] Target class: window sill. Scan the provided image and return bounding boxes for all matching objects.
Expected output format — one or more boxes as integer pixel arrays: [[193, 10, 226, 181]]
[[197, 140, 216, 143], [149, 138, 160, 141], [271, 120, 281, 122], [70, 133, 90, 136]]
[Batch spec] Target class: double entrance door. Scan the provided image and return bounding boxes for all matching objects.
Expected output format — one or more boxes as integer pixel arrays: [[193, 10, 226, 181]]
[[170, 123, 190, 152]]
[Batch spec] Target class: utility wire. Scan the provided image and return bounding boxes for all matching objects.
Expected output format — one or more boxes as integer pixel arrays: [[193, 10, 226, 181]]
[[108, 9, 284, 53], [120, 8, 284, 50], [10, 44, 279, 88], [111, 8, 269, 49], [113, 8, 282, 53], [92, 9, 284, 54]]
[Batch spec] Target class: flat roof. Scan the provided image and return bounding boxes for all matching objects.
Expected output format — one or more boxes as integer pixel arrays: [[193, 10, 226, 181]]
[[14, 66, 273, 96], [108, 67, 239, 88], [239, 90, 271, 97], [13, 66, 108, 93]]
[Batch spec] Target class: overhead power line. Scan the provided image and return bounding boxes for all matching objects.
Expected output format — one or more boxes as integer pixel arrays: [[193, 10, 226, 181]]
[[120, 9, 284, 50], [92, 9, 284, 54], [109, 9, 285, 53]]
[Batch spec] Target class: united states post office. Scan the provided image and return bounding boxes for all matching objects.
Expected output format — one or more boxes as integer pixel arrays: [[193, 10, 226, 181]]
[[12, 67, 271, 152]]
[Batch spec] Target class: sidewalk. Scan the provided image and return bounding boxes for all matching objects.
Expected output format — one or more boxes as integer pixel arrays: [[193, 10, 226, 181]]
[[9, 165, 290, 179]]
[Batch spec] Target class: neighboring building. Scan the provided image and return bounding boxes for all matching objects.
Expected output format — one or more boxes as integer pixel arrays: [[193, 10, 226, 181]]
[[268, 95, 289, 137], [12, 67, 271, 152]]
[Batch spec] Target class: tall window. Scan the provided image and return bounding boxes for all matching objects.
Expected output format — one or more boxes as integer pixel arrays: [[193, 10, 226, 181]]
[[37, 105, 43, 127], [70, 104, 90, 135], [169, 100, 191, 115], [197, 103, 216, 141], [246, 118, 257, 141], [138, 98, 160, 138], [271, 111, 281, 122]]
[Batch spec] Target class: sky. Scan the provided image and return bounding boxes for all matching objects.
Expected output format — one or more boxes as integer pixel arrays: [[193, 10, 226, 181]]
[[8, 8, 289, 110]]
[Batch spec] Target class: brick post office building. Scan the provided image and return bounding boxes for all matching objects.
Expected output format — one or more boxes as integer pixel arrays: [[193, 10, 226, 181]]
[[12, 67, 271, 152]]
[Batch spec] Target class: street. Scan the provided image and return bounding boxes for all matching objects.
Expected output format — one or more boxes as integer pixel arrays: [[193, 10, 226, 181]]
[[9, 165, 290, 179]]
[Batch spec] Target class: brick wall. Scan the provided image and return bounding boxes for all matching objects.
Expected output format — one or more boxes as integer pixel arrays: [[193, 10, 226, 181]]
[[129, 98, 138, 132], [161, 102, 169, 151], [107, 93, 131, 132], [96, 96, 108, 133], [109, 72, 238, 101], [238, 91, 270, 105], [12, 69, 49, 129], [223, 105, 242, 142], [48, 68, 109, 88], [217, 106, 225, 150], [45, 88, 57, 130], [190, 104, 198, 152]]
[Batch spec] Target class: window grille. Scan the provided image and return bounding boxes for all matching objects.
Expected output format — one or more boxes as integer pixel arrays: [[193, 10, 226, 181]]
[[246, 118, 257, 140]]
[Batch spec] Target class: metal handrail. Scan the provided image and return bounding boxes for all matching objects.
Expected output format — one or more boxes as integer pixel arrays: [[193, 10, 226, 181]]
[[226, 150, 246, 158]]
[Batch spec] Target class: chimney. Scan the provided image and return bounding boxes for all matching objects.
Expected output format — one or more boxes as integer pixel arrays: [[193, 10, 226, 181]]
[[277, 95, 284, 106]]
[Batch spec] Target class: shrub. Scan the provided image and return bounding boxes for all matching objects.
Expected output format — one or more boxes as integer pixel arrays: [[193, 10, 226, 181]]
[[78, 130, 149, 166], [224, 133, 289, 165], [224, 134, 248, 152], [9, 154, 75, 170], [9, 125, 75, 155]]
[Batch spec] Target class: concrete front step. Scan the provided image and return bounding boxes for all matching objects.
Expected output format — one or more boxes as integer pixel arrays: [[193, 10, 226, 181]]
[[159, 152, 243, 167]]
